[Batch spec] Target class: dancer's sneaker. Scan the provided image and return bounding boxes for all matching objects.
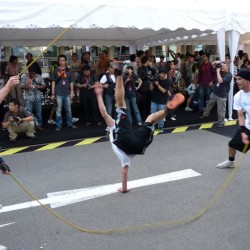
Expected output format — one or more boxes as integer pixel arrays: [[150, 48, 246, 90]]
[[216, 160, 235, 168], [167, 93, 185, 110]]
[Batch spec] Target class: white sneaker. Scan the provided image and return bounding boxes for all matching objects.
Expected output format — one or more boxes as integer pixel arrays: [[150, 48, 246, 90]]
[[47, 119, 56, 125], [72, 117, 79, 123], [170, 117, 176, 121], [185, 107, 193, 111], [216, 160, 235, 168]]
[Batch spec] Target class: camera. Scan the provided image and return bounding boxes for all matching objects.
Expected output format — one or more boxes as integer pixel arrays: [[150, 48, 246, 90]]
[[13, 116, 21, 123], [216, 63, 222, 68], [150, 74, 159, 82], [124, 72, 129, 76]]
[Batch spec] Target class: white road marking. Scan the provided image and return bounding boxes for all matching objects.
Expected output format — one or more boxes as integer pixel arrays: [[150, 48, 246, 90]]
[[0, 222, 16, 228], [0, 169, 201, 213]]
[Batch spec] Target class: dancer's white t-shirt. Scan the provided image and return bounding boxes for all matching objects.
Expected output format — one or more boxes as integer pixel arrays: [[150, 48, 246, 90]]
[[234, 90, 250, 130], [109, 124, 135, 168]]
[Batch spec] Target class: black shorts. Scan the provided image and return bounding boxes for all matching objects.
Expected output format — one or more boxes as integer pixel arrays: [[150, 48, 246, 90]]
[[229, 128, 250, 153], [113, 108, 154, 155]]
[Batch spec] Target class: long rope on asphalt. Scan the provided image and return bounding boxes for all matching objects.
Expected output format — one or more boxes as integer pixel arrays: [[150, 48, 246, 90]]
[[8, 3, 249, 235], [8, 144, 249, 235]]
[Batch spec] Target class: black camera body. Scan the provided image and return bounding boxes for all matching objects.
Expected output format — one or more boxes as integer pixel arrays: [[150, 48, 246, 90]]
[[150, 74, 159, 82], [216, 63, 222, 68]]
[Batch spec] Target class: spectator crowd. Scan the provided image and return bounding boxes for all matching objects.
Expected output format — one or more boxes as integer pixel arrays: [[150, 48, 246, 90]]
[[0, 48, 249, 143]]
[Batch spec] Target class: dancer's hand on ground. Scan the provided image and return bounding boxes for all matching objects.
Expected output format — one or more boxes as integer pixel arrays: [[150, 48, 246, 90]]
[[94, 83, 104, 95], [0, 163, 11, 174], [117, 187, 130, 193]]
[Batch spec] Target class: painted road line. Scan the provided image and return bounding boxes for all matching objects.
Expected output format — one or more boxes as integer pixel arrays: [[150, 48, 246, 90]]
[[0, 169, 201, 213], [225, 120, 237, 126], [199, 123, 214, 129], [35, 142, 66, 151], [0, 222, 16, 228], [0, 147, 29, 156], [74, 137, 102, 146], [172, 126, 189, 133]]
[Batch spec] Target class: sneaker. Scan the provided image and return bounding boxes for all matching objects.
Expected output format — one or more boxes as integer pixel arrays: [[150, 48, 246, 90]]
[[216, 160, 235, 169], [199, 115, 208, 119], [216, 123, 224, 128], [47, 119, 56, 125], [185, 107, 193, 111], [0, 245, 8, 250], [158, 127, 163, 132], [105, 126, 110, 132], [138, 122, 142, 126], [72, 117, 79, 123], [167, 93, 185, 110], [10, 137, 16, 143], [170, 116, 176, 121], [27, 135, 37, 140], [67, 125, 77, 129]]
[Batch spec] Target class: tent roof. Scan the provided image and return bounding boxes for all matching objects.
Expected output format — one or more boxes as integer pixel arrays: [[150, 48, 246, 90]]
[[1, 0, 250, 47]]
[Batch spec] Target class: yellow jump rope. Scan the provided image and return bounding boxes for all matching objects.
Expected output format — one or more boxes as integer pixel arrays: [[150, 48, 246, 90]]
[[6, 5, 249, 234]]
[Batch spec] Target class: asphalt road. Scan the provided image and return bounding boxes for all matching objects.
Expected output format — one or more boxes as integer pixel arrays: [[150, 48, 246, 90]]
[[1, 127, 250, 250]]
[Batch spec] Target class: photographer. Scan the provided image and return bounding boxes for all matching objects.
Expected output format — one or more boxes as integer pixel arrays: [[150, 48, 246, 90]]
[[2, 99, 36, 142], [149, 69, 171, 132], [123, 66, 142, 125], [21, 67, 46, 130], [138, 56, 154, 121], [200, 61, 233, 127]]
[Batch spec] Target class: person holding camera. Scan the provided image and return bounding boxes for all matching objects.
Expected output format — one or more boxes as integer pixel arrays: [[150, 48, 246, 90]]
[[77, 65, 102, 126], [150, 69, 171, 132], [2, 99, 36, 142], [200, 61, 233, 127], [123, 66, 142, 125], [21, 67, 46, 130]]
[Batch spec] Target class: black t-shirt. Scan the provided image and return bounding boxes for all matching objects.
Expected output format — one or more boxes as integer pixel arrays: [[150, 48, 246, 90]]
[[151, 78, 169, 104], [51, 68, 73, 96], [78, 73, 98, 92]]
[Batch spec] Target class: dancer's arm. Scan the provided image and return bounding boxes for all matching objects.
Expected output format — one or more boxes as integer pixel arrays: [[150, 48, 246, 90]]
[[94, 83, 114, 127]]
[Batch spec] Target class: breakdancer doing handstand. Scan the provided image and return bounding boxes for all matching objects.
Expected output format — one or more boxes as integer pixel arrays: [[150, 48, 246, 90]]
[[94, 68, 185, 193]]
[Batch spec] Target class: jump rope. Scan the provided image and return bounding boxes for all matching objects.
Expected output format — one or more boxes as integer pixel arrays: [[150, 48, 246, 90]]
[[4, 5, 250, 234]]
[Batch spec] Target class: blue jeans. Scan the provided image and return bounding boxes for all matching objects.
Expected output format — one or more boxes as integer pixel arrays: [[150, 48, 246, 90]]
[[198, 86, 212, 112], [26, 100, 43, 127], [150, 101, 166, 128], [104, 94, 115, 118], [125, 96, 142, 124], [55, 95, 73, 128]]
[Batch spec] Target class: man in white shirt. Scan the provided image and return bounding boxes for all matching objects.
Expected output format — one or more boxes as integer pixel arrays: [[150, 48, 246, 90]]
[[217, 70, 250, 168], [94, 66, 184, 193]]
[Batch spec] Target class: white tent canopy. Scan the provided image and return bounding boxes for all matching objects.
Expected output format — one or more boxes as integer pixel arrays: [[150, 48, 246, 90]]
[[1, 0, 250, 119], [1, 0, 250, 48]]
